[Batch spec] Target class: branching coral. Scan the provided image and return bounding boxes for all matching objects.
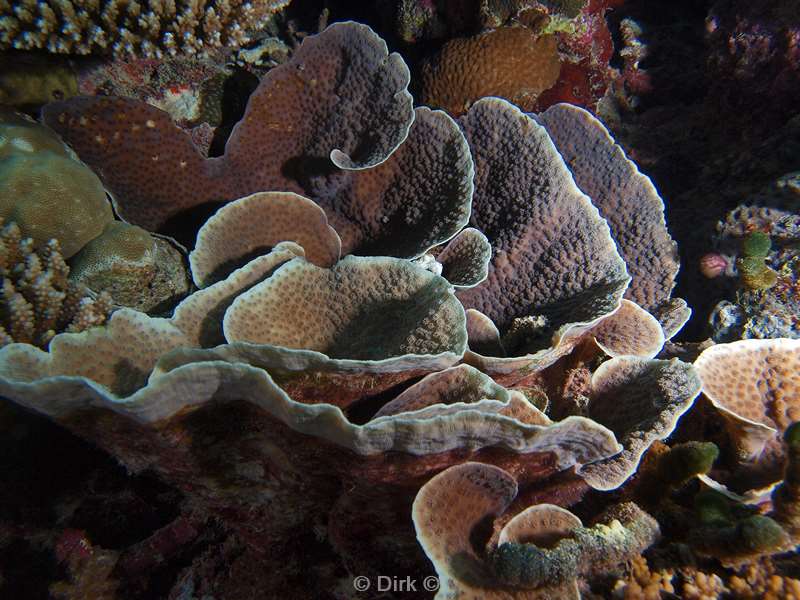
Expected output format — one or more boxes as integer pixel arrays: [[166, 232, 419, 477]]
[[0, 219, 111, 349], [0, 0, 291, 58]]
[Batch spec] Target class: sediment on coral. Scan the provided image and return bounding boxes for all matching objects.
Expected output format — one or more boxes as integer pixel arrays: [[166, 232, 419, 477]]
[[0, 219, 112, 349], [0, 0, 291, 58]]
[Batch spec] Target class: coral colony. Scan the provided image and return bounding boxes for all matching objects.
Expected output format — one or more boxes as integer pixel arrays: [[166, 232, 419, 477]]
[[0, 3, 799, 598]]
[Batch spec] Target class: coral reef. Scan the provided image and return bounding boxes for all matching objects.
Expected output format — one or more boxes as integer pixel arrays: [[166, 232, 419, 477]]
[[708, 173, 800, 341], [0, 219, 112, 348], [0, 0, 291, 58], [7, 15, 797, 599]]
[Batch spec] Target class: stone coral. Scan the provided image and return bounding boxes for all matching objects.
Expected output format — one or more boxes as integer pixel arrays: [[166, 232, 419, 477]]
[[536, 103, 686, 332], [419, 26, 561, 116], [578, 356, 702, 490], [68, 221, 190, 313], [0, 219, 111, 349], [0, 0, 291, 58], [42, 24, 475, 266], [0, 110, 113, 258]]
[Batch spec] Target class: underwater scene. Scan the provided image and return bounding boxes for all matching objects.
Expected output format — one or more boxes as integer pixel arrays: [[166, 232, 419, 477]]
[[0, 0, 799, 598]]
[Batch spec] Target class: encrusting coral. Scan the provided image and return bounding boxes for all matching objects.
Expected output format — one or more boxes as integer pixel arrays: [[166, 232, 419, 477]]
[[0, 0, 291, 58], [0, 219, 112, 349]]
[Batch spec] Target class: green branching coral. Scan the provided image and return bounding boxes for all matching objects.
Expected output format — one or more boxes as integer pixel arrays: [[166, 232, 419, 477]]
[[488, 503, 660, 588], [0, 219, 112, 348]]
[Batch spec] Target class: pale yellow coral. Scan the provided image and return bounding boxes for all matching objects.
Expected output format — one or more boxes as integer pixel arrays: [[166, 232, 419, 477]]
[[0, 219, 112, 348], [0, 0, 291, 57]]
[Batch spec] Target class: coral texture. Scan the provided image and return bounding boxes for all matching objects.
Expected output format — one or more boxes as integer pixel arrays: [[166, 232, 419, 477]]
[[0, 219, 111, 348], [412, 462, 659, 598], [456, 97, 630, 373], [69, 221, 190, 312], [694, 338, 800, 457], [0, 0, 291, 57], [0, 19, 717, 597], [579, 356, 702, 490], [419, 26, 561, 116], [536, 103, 683, 321], [0, 111, 113, 258]]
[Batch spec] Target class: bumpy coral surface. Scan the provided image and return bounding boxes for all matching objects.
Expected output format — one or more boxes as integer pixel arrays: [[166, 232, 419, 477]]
[[0, 0, 291, 57], [0, 18, 757, 599], [0, 111, 113, 258], [419, 26, 561, 116], [413, 462, 660, 598]]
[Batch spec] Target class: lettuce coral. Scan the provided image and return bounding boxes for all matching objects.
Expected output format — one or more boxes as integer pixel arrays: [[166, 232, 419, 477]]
[[0, 20, 718, 596]]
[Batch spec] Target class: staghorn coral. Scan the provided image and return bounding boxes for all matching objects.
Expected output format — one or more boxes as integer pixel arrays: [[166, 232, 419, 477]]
[[0, 0, 291, 58], [0, 219, 111, 349], [419, 26, 561, 116], [0, 111, 113, 258]]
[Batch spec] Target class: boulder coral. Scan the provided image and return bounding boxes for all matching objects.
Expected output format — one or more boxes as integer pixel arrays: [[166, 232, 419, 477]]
[[419, 26, 561, 116], [0, 111, 113, 258]]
